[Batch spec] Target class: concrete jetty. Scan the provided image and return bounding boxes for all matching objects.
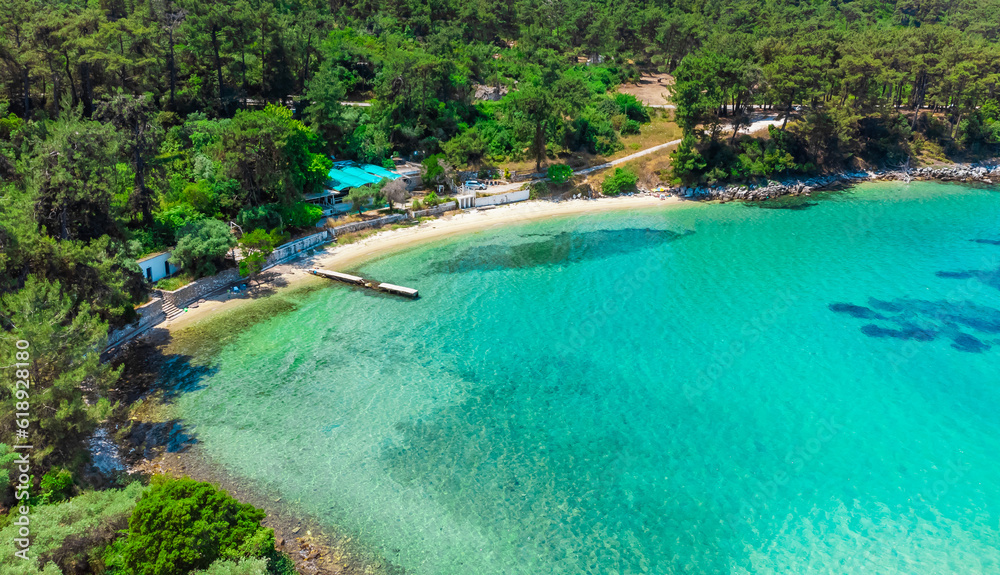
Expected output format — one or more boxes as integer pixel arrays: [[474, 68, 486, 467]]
[[308, 269, 419, 299], [377, 283, 419, 298], [309, 269, 364, 284]]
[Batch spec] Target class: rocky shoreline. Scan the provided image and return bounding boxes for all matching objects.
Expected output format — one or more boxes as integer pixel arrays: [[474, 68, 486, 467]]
[[666, 162, 1000, 202]]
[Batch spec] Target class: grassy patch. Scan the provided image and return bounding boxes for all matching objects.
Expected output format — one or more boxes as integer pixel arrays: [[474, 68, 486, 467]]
[[155, 273, 195, 292], [499, 112, 682, 175], [335, 229, 380, 245], [615, 112, 682, 156]]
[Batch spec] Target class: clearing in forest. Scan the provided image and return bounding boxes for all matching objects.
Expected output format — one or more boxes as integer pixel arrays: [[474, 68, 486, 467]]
[[617, 73, 675, 106]]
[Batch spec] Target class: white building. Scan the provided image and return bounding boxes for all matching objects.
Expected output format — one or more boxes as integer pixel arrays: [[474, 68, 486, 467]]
[[137, 252, 178, 283]]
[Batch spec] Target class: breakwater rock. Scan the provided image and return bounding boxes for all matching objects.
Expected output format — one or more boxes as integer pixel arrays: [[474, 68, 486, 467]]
[[666, 163, 1000, 202]]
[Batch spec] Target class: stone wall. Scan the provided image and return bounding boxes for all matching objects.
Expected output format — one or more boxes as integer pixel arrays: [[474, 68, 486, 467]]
[[106, 298, 165, 350], [331, 214, 407, 236], [409, 201, 457, 218], [161, 268, 243, 309], [474, 189, 530, 207], [264, 230, 331, 269]]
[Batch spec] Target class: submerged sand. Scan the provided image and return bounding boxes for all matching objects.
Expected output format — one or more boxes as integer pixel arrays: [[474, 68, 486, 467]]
[[166, 195, 684, 330]]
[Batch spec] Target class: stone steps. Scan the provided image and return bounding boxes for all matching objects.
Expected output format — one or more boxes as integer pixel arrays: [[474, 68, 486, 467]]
[[162, 300, 183, 321]]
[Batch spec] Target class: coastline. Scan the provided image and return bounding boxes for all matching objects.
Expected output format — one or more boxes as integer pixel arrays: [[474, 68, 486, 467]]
[[165, 194, 685, 331], [114, 193, 687, 575], [164, 160, 1000, 332], [113, 176, 997, 575], [679, 162, 1000, 201]]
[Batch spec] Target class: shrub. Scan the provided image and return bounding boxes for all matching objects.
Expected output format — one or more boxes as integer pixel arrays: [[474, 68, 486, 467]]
[[670, 135, 708, 184], [276, 202, 323, 229], [0, 482, 145, 575], [601, 168, 638, 196], [423, 191, 441, 206], [179, 180, 221, 216], [568, 110, 623, 156], [621, 119, 641, 135], [40, 467, 75, 504], [613, 93, 650, 123], [442, 127, 487, 165], [529, 181, 549, 199], [0, 443, 18, 494], [170, 219, 236, 278], [190, 558, 269, 575], [547, 164, 573, 184], [109, 477, 278, 575], [420, 154, 447, 185]]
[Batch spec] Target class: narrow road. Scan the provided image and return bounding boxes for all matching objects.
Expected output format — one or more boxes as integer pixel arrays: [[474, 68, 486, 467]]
[[459, 114, 782, 195], [576, 114, 780, 176]]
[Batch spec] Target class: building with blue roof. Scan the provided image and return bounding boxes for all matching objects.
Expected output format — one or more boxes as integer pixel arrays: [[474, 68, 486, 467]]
[[307, 161, 407, 216]]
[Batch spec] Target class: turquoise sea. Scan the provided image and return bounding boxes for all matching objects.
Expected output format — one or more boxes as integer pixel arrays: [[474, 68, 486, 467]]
[[167, 182, 1000, 574]]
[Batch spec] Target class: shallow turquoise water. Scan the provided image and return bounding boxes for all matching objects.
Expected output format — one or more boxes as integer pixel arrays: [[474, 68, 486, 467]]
[[170, 182, 1000, 574]]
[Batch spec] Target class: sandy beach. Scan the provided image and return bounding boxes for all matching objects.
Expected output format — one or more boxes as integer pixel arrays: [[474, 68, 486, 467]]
[[166, 194, 685, 330]]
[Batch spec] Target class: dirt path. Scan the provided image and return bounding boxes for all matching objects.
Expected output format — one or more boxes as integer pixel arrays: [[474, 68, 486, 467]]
[[575, 114, 781, 176]]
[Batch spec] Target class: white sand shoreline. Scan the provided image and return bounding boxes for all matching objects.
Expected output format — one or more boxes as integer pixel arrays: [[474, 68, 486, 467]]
[[165, 195, 688, 330]]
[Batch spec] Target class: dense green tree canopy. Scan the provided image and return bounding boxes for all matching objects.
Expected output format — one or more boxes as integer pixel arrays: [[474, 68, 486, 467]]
[[110, 477, 277, 575]]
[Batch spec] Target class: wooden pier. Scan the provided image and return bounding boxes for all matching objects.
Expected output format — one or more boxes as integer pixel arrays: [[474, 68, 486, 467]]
[[308, 269, 419, 299]]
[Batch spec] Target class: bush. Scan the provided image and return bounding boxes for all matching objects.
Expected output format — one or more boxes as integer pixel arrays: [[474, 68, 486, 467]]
[[238, 229, 285, 280], [621, 119, 641, 135], [108, 477, 279, 575], [0, 443, 19, 495], [442, 127, 487, 165], [277, 202, 323, 229], [569, 110, 623, 156], [670, 135, 708, 184], [0, 482, 145, 575], [420, 154, 447, 185], [423, 191, 441, 206], [528, 181, 549, 199], [40, 467, 75, 504], [613, 93, 650, 123], [170, 219, 236, 278], [178, 180, 221, 216], [601, 168, 638, 195], [190, 558, 269, 575], [547, 164, 573, 184]]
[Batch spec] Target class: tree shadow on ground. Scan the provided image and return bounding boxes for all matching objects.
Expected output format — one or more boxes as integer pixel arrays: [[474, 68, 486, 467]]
[[107, 328, 218, 464], [244, 268, 291, 298]]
